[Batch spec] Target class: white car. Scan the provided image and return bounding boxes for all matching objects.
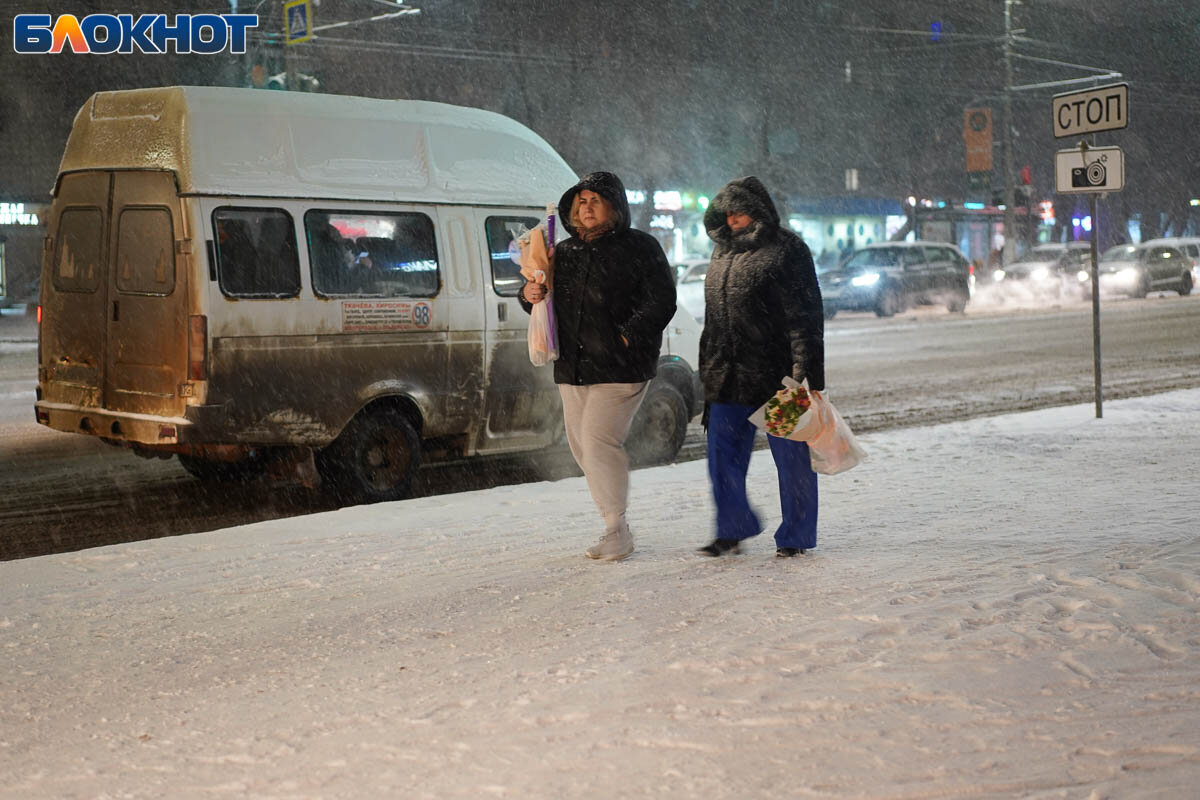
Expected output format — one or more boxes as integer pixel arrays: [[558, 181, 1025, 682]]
[[1140, 237, 1200, 294], [1097, 241, 1194, 298], [987, 242, 1092, 302], [673, 260, 708, 323]]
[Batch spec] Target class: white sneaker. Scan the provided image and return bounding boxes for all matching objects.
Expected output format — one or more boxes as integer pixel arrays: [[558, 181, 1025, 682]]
[[585, 523, 634, 561]]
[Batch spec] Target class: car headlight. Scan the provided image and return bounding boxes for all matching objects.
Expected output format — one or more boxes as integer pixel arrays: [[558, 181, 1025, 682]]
[[1117, 267, 1139, 281], [851, 272, 881, 287], [1077, 270, 1090, 283], [992, 269, 1006, 282], [1030, 267, 1051, 281]]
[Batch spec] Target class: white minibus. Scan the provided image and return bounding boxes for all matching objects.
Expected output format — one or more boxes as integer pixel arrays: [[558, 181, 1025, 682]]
[[35, 87, 700, 500]]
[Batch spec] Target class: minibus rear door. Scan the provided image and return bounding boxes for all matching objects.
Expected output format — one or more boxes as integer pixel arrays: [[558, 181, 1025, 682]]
[[103, 171, 189, 419], [39, 171, 110, 410]]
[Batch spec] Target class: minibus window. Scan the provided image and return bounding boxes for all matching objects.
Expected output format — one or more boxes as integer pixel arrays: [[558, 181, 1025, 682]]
[[212, 207, 301, 299], [305, 210, 440, 298], [116, 207, 175, 296], [52, 208, 103, 293], [485, 216, 540, 297]]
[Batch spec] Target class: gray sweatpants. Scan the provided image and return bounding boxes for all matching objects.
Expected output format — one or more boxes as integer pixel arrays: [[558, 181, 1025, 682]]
[[557, 382, 649, 529]]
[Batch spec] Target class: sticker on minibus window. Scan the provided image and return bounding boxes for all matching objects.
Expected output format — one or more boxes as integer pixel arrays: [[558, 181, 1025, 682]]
[[342, 300, 432, 332]]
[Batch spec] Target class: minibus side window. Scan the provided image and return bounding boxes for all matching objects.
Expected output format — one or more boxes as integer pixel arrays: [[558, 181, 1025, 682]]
[[484, 216, 539, 297], [305, 210, 440, 298], [52, 207, 103, 293], [212, 207, 301, 299], [116, 207, 175, 296]]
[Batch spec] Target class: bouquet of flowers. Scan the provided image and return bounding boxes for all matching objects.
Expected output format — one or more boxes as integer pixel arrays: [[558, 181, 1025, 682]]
[[516, 204, 558, 366], [748, 377, 823, 441], [749, 376, 868, 473]]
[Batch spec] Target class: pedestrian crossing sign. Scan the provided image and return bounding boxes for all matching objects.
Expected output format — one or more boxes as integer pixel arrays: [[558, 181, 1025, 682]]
[[284, 0, 311, 45]]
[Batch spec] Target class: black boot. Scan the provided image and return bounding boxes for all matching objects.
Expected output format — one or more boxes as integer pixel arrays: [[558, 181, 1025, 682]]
[[698, 538, 741, 557], [775, 547, 806, 558]]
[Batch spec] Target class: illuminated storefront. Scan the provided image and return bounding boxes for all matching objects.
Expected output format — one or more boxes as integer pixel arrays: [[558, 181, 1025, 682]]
[[626, 188, 711, 265], [784, 197, 907, 271], [0, 200, 46, 307], [914, 198, 1054, 269]]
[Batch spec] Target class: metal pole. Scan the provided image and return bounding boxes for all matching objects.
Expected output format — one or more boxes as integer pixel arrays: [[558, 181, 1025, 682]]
[[1002, 0, 1017, 266], [1084, 138, 1102, 418], [284, 1, 297, 90]]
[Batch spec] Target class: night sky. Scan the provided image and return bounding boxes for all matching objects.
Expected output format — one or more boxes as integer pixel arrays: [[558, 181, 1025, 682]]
[[1, 1, 1197, 236]]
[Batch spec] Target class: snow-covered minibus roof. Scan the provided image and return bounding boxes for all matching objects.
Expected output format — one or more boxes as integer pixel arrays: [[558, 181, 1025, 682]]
[[55, 86, 577, 206]]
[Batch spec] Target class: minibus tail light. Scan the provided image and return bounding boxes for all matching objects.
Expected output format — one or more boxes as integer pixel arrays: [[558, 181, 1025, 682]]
[[188, 315, 208, 381]]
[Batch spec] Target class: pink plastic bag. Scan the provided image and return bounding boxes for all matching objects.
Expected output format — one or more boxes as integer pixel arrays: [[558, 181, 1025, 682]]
[[516, 224, 558, 366], [806, 391, 867, 475]]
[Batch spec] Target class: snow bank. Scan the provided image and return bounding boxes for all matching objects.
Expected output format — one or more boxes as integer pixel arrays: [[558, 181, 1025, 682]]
[[2, 390, 1198, 798]]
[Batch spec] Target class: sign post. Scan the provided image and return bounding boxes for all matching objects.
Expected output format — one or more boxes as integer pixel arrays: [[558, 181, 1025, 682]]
[[283, 0, 312, 92], [1052, 82, 1129, 419]]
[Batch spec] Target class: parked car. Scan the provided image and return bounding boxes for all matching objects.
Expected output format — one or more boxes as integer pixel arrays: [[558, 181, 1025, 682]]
[[1097, 241, 1194, 298], [673, 260, 708, 323], [987, 242, 1091, 301], [671, 257, 707, 283], [819, 241, 972, 318]]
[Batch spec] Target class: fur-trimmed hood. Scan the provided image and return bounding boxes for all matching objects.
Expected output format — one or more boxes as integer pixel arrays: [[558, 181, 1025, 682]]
[[558, 171, 632, 238], [703, 176, 781, 243], [698, 177, 825, 402]]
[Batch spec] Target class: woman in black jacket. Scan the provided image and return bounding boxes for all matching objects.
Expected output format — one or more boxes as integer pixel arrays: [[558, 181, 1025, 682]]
[[521, 171, 677, 560], [697, 176, 826, 558]]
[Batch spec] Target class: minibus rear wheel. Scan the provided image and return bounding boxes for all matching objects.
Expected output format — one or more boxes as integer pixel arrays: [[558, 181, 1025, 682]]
[[319, 407, 421, 503]]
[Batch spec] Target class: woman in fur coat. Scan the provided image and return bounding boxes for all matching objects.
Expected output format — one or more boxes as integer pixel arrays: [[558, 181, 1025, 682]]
[[697, 176, 826, 558]]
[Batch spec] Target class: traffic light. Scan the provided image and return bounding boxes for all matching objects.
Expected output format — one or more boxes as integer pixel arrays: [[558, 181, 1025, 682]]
[[989, 188, 1032, 207]]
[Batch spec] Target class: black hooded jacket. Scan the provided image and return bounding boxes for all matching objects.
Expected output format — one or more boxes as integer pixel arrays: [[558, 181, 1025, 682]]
[[520, 171, 677, 385], [699, 176, 825, 405]]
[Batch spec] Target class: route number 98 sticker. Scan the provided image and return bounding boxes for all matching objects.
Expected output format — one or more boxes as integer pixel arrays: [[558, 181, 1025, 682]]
[[342, 300, 434, 333]]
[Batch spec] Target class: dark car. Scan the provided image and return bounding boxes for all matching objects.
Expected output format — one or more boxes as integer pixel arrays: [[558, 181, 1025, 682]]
[[1097, 242, 1195, 298], [819, 241, 972, 318]]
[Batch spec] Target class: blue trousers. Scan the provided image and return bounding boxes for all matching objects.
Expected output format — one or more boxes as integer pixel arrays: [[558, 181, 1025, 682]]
[[706, 402, 819, 550]]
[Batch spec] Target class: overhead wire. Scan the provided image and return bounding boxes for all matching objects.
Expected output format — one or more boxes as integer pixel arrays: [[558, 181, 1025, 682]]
[[238, 5, 1200, 115]]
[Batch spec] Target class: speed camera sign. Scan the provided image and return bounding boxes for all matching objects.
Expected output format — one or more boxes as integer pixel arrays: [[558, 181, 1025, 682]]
[[1055, 146, 1124, 194]]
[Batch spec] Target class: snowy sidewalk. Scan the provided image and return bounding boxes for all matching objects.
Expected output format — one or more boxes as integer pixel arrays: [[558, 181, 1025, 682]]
[[2, 390, 1198, 799]]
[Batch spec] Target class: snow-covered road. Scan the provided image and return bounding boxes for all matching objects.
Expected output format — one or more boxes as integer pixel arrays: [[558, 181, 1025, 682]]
[[2, 390, 1198, 798], [4, 296, 1200, 559]]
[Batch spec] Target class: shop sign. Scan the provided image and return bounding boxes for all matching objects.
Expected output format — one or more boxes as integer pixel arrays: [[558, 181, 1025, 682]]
[[653, 191, 682, 211], [0, 203, 40, 226]]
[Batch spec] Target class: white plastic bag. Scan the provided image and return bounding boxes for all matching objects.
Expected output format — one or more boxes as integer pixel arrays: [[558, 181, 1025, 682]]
[[527, 271, 558, 366], [806, 391, 867, 475]]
